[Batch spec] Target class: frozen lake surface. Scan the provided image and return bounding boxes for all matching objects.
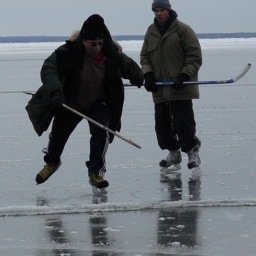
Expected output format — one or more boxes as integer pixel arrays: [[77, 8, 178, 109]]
[[0, 38, 256, 255]]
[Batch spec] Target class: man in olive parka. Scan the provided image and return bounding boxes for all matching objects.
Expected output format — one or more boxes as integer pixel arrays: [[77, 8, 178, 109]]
[[26, 14, 143, 192], [140, 0, 202, 173]]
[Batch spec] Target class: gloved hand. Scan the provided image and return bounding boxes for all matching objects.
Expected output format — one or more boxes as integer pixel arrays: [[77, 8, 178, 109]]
[[144, 72, 157, 92], [130, 73, 144, 88], [50, 89, 65, 109], [173, 73, 190, 89]]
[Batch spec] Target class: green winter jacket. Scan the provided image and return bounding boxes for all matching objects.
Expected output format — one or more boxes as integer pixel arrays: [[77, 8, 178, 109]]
[[26, 34, 143, 136], [140, 18, 202, 103]]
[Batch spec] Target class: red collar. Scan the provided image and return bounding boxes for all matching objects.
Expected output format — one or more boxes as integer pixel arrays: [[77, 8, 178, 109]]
[[89, 52, 104, 62]]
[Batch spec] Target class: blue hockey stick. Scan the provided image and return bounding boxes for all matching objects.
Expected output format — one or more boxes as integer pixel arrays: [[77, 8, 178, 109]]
[[1, 64, 251, 94], [125, 63, 251, 87]]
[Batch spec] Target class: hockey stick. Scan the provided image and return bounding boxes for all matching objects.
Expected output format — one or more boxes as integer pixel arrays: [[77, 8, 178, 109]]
[[124, 63, 251, 87], [62, 104, 141, 149], [1, 64, 251, 94]]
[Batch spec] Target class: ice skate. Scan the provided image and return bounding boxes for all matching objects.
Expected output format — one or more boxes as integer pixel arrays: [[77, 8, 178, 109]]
[[89, 172, 109, 195], [187, 145, 201, 169], [160, 150, 182, 179], [35, 162, 61, 185]]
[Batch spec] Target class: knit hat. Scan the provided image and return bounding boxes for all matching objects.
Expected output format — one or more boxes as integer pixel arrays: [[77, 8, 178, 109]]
[[152, 0, 172, 11], [80, 14, 104, 40]]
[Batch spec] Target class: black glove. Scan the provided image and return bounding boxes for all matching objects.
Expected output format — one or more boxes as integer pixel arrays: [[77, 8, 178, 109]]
[[173, 73, 190, 89], [130, 73, 144, 88], [50, 89, 65, 110], [144, 72, 157, 92]]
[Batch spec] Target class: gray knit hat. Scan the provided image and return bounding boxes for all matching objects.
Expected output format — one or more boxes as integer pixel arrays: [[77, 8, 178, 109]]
[[152, 0, 172, 11]]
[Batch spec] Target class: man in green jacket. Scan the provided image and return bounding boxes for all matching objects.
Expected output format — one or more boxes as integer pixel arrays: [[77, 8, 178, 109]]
[[140, 0, 202, 174], [27, 14, 143, 194]]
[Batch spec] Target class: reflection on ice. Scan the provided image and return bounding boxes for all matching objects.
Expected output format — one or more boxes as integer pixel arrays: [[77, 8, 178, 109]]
[[157, 208, 199, 249]]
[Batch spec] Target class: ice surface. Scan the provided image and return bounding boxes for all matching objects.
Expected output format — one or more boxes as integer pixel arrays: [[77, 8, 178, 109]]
[[0, 38, 256, 255]]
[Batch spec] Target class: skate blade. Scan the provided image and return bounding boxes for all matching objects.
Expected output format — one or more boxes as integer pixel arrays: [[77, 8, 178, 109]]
[[160, 163, 181, 173], [160, 167, 181, 181], [189, 166, 202, 181], [92, 185, 108, 195]]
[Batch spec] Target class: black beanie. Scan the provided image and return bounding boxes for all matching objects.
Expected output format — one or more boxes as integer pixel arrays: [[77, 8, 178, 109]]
[[152, 0, 172, 11], [80, 14, 104, 40]]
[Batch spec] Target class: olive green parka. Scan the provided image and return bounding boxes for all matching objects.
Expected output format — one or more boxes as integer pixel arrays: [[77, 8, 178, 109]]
[[140, 14, 202, 103]]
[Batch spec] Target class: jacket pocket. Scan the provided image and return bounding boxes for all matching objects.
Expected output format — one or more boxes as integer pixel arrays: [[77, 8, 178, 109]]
[[147, 44, 158, 53]]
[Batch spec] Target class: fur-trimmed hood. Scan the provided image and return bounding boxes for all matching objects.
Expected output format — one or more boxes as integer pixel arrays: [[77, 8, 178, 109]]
[[68, 30, 123, 53]]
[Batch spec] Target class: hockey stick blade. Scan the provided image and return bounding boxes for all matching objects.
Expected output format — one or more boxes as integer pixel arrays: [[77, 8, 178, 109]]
[[180, 63, 251, 85], [232, 63, 251, 83], [124, 63, 251, 87]]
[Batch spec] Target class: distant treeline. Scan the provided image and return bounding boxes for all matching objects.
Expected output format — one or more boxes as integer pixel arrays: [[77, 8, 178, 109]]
[[0, 33, 256, 43]]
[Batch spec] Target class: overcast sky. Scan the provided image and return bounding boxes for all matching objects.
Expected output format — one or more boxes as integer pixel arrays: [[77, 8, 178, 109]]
[[0, 0, 255, 37]]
